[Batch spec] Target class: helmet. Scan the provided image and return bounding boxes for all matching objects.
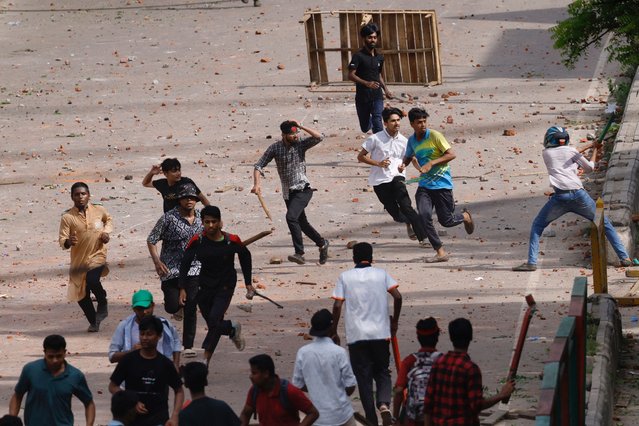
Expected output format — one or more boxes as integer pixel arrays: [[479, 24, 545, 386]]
[[544, 126, 570, 148]]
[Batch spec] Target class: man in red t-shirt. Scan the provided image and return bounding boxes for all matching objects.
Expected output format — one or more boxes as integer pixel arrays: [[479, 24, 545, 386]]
[[392, 318, 442, 426], [239, 354, 319, 426]]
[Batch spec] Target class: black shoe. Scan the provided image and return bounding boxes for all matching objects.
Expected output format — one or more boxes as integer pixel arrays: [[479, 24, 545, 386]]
[[512, 263, 537, 272], [288, 253, 305, 265], [96, 302, 108, 323], [87, 323, 99, 332], [319, 240, 329, 265]]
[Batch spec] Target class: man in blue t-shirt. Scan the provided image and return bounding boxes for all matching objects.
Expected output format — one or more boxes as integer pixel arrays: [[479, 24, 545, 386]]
[[9, 335, 95, 426], [402, 108, 474, 263]]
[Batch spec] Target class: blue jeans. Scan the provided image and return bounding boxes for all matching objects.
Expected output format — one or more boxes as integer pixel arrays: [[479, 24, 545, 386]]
[[527, 188, 629, 264], [355, 96, 384, 133]]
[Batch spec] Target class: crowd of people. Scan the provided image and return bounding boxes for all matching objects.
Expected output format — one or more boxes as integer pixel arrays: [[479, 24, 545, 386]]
[[4, 19, 632, 426]]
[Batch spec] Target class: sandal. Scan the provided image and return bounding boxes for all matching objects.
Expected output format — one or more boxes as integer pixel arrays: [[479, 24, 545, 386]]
[[424, 254, 449, 263], [462, 208, 474, 235]]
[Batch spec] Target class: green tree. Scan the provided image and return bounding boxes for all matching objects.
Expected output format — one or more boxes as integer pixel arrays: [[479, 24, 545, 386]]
[[551, 0, 639, 70]]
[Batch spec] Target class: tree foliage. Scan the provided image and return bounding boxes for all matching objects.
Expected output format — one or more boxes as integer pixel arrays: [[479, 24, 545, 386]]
[[551, 0, 639, 70]]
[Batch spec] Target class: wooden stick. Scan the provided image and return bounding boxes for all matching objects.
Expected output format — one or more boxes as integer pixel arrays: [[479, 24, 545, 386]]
[[256, 193, 272, 221], [241, 230, 272, 247]]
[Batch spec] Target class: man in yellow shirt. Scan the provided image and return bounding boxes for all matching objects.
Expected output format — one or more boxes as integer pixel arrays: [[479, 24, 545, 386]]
[[58, 182, 112, 332]]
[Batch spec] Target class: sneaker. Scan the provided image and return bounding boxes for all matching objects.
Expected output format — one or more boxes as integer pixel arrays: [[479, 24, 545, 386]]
[[288, 253, 305, 265], [620, 258, 633, 267], [406, 223, 417, 240], [319, 240, 330, 265], [172, 307, 184, 321], [379, 405, 393, 426], [183, 348, 197, 358], [512, 262, 537, 272], [96, 302, 108, 323], [231, 322, 245, 351], [87, 323, 99, 333]]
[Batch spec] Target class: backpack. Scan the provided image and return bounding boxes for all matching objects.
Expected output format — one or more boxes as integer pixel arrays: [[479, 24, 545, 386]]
[[251, 378, 291, 420], [405, 351, 441, 421]]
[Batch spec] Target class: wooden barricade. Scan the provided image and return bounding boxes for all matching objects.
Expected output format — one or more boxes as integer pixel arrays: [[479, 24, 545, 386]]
[[535, 277, 587, 426], [303, 10, 442, 86], [591, 198, 608, 294]]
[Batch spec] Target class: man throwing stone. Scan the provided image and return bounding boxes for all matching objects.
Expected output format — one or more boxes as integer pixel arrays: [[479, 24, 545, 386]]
[[58, 182, 112, 332], [252, 120, 329, 265]]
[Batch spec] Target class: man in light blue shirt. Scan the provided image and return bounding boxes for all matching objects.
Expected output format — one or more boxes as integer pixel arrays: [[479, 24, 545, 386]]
[[293, 309, 358, 426], [108, 289, 181, 369]]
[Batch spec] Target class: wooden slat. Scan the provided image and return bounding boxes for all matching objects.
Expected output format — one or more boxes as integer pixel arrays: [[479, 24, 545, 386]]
[[414, 12, 426, 83], [405, 13, 418, 83], [380, 13, 394, 83], [313, 14, 328, 84], [304, 13, 321, 84], [339, 14, 350, 81], [421, 12, 435, 84], [430, 12, 442, 83]]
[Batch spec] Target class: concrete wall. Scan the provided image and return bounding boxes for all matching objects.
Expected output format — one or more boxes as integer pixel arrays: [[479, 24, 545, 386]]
[[602, 69, 639, 263]]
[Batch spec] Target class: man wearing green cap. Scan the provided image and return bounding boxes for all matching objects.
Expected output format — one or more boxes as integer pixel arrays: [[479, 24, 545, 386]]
[[108, 289, 181, 369]]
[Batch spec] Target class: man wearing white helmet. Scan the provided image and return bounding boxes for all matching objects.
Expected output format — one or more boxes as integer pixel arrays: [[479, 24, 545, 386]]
[[513, 126, 632, 271]]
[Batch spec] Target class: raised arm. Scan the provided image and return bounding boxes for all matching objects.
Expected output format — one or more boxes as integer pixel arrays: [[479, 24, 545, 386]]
[[142, 164, 162, 187]]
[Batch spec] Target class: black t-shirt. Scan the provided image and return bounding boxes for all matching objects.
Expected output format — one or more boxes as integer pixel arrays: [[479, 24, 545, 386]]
[[110, 351, 182, 426], [348, 48, 385, 100], [179, 397, 240, 426], [179, 232, 252, 291], [152, 177, 201, 212]]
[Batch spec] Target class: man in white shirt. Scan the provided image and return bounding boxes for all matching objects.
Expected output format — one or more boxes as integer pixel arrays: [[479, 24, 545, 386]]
[[331, 243, 403, 426], [357, 107, 428, 245], [293, 309, 358, 426], [513, 126, 632, 271]]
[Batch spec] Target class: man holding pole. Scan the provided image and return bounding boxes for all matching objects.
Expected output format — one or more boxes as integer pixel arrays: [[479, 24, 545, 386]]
[[252, 120, 329, 265]]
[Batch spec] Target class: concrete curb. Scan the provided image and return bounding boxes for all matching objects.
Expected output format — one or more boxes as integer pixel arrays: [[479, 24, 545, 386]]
[[602, 68, 639, 263], [585, 294, 622, 426]]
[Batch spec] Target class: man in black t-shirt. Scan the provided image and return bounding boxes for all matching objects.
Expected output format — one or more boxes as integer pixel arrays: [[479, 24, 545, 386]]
[[142, 157, 210, 212], [179, 205, 256, 367], [109, 316, 184, 426], [348, 23, 394, 134], [179, 362, 240, 426]]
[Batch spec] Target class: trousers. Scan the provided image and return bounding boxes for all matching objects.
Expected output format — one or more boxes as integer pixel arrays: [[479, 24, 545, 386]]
[[415, 187, 464, 250], [161, 276, 199, 349], [373, 176, 427, 241], [77, 265, 107, 325], [285, 187, 324, 255]]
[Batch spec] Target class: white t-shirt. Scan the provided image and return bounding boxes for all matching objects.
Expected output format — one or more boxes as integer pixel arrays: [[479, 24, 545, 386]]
[[362, 129, 408, 186], [543, 145, 594, 190], [292, 337, 358, 426], [332, 265, 398, 344]]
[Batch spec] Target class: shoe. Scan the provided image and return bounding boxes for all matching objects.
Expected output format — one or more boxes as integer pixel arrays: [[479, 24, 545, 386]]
[[288, 253, 305, 265], [241, 0, 248, 3], [172, 307, 184, 321], [231, 322, 246, 351], [424, 254, 449, 263], [512, 262, 537, 271], [406, 223, 417, 240], [253, 0, 261, 6], [183, 348, 197, 358], [418, 240, 431, 248], [462, 208, 474, 235], [87, 323, 99, 332], [379, 405, 393, 426], [319, 240, 329, 265], [620, 258, 633, 267], [96, 302, 108, 323]]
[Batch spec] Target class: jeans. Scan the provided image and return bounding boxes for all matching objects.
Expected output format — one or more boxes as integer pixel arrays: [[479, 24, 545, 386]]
[[284, 187, 325, 255], [348, 339, 392, 426], [374, 176, 428, 241], [77, 265, 107, 325], [527, 188, 629, 264], [197, 287, 234, 354], [355, 96, 384, 133], [415, 187, 464, 250], [161, 276, 199, 349]]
